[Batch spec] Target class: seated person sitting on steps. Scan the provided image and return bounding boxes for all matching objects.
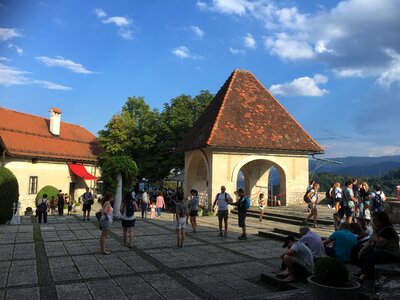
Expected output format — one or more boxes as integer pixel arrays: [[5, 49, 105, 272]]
[[323, 222, 357, 262], [299, 227, 326, 261], [277, 235, 314, 282]]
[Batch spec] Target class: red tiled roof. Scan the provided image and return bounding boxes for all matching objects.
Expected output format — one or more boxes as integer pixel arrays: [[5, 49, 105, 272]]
[[176, 69, 324, 153], [0, 107, 102, 162]]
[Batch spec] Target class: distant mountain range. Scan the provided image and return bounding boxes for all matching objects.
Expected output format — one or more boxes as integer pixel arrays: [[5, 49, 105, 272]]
[[309, 155, 400, 177]]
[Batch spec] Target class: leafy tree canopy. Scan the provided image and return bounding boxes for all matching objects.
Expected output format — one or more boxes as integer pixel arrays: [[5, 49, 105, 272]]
[[98, 91, 213, 184]]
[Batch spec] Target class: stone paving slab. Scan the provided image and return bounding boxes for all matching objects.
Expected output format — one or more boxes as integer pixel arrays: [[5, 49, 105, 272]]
[[0, 212, 328, 299]]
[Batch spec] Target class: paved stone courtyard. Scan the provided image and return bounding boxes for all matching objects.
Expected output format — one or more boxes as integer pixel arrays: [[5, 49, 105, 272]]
[[0, 209, 307, 300]]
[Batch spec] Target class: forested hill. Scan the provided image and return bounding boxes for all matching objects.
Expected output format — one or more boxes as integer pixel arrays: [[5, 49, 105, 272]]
[[309, 155, 400, 177]]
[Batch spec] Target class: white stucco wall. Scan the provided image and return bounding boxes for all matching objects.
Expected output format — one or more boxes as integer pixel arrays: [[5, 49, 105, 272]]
[[184, 148, 310, 207], [4, 157, 99, 214]]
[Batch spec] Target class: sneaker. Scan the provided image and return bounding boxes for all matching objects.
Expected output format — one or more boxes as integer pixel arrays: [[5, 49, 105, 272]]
[[223, 232, 228, 237], [219, 232, 223, 237], [87, 218, 90, 221], [327, 204, 332, 209], [238, 235, 248, 240], [82, 218, 85, 221]]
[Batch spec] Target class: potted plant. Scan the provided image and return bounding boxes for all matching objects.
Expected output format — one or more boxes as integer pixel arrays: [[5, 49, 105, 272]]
[[308, 257, 361, 300]]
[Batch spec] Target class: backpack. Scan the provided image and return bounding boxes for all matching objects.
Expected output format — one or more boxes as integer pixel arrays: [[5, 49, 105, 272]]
[[303, 191, 311, 203], [126, 201, 135, 217], [216, 193, 228, 202], [244, 196, 250, 209], [38, 199, 47, 212], [373, 192, 383, 207]]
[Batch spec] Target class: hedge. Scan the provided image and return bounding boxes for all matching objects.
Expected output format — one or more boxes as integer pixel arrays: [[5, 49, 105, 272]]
[[0, 167, 19, 224]]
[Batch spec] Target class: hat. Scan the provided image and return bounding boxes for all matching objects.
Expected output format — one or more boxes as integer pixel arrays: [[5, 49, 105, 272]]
[[282, 235, 296, 248]]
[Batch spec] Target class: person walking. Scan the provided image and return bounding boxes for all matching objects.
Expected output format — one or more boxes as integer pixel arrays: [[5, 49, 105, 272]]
[[99, 193, 114, 255], [82, 187, 94, 221], [155, 192, 166, 218], [175, 195, 188, 248], [339, 181, 358, 224], [212, 186, 233, 237], [150, 201, 156, 219], [57, 190, 65, 216], [333, 182, 342, 212], [37, 194, 49, 223], [371, 184, 386, 213], [258, 193, 266, 222], [231, 188, 249, 240], [120, 192, 138, 248], [304, 183, 320, 228], [49, 196, 56, 216], [189, 189, 199, 233], [141, 190, 150, 219]]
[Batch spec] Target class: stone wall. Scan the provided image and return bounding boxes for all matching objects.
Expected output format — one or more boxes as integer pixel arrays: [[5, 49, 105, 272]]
[[384, 198, 400, 224]]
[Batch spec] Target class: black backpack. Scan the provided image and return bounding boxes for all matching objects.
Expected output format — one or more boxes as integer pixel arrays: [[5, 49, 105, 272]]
[[126, 201, 135, 217], [303, 191, 311, 203], [38, 199, 47, 212], [373, 192, 383, 207]]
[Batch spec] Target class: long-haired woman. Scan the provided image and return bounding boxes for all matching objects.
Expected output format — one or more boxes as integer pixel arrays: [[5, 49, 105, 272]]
[[99, 192, 114, 255], [304, 183, 320, 228], [120, 192, 138, 248]]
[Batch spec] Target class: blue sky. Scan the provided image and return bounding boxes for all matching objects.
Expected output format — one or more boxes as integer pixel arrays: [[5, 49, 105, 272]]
[[1, 0, 399, 158]]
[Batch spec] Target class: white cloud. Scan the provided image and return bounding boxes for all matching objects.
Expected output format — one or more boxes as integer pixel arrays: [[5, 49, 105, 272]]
[[0, 27, 22, 42], [333, 68, 365, 78], [199, 0, 400, 87], [0, 62, 71, 90], [172, 46, 202, 59], [190, 26, 205, 39], [196, 1, 208, 10], [36, 56, 93, 74], [7, 43, 23, 55], [102, 16, 130, 27], [377, 49, 400, 87], [94, 8, 107, 18], [265, 33, 315, 60], [243, 33, 256, 49], [94, 8, 133, 40], [229, 47, 245, 55], [0, 57, 11, 62], [269, 74, 328, 97]]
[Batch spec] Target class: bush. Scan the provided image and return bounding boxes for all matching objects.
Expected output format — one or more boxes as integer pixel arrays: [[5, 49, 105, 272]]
[[36, 185, 59, 202], [0, 167, 19, 224], [314, 257, 349, 287]]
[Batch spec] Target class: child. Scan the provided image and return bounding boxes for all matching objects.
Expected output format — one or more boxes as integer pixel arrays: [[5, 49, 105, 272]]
[[50, 196, 56, 215], [67, 197, 73, 215], [258, 193, 266, 222], [150, 201, 156, 219]]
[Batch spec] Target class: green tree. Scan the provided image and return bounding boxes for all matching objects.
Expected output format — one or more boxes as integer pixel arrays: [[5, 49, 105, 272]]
[[0, 167, 19, 224], [100, 156, 139, 194]]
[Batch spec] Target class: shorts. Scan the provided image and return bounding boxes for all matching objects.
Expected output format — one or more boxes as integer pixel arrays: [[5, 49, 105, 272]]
[[189, 210, 198, 217], [82, 203, 92, 212], [238, 212, 246, 228], [335, 198, 342, 203], [176, 217, 186, 229], [338, 206, 352, 218], [100, 218, 111, 231], [259, 205, 265, 210], [217, 210, 228, 221], [122, 219, 136, 228]]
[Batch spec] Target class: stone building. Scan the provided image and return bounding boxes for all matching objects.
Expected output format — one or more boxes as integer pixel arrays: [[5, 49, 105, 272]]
[[0, 107, 101, 213], [176, 69, 324, 207]]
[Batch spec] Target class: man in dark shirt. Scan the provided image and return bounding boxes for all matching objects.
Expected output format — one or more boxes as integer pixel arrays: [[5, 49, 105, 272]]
[[57, 190, 64, 216], [231, 188, 248, 240]]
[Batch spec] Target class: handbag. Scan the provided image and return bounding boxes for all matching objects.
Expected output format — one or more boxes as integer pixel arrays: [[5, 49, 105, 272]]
[[95, 210, 102, 230], [89, 199, 94, 205]]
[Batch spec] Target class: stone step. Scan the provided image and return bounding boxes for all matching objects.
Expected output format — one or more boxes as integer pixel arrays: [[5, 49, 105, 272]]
[[231, 209, 332, 226], [258, 230, 288, 241]]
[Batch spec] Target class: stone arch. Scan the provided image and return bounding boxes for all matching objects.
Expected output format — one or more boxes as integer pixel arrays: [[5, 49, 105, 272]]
[[231, 155, 288, 205], [185, 150, 210, 207]]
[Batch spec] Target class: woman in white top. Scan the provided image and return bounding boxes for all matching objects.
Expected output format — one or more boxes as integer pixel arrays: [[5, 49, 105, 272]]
[[304, 183, 320, 228], [120, 193, 138, 248], [333, 182, 342, 212], [100, 193, 114, 255]]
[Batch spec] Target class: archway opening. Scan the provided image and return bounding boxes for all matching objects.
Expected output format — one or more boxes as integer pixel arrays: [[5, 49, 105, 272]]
[[185, 152, 209, 208], [236, 159, 286, 206]]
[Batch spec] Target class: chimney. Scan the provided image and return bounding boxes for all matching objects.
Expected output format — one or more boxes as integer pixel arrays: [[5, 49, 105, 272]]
[[49, 107, 62, 136]]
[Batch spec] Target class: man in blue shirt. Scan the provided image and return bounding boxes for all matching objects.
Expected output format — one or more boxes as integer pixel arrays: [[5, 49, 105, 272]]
[[324, 222, 357, 262]]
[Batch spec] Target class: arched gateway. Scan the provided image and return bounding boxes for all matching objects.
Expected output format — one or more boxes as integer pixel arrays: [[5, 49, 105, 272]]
[[176, 69, 323, 207]]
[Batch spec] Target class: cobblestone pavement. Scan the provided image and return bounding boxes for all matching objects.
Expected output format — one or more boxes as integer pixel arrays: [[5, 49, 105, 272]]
[[0, 207, 328, 300]]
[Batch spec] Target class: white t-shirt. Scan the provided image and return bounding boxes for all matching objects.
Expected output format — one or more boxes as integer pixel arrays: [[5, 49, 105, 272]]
[[334, 187, 342, 199], [291, 242, 314, 274], [216, 192, 231, 210], [309, 189, 318, 203]]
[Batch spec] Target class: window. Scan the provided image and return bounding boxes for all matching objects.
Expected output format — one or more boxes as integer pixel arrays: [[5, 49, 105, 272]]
[[29, 176, 38, 194]]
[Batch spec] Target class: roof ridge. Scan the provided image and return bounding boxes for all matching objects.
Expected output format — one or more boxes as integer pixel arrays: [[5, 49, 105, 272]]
[[0, 106, 91, 131], [251, 74, 324, 151], [207, 69, 238, 145]]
